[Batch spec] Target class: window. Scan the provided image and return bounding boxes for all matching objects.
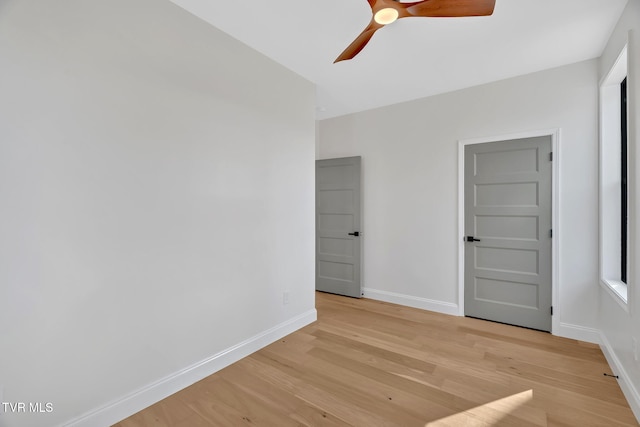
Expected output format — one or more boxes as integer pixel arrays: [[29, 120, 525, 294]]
[[599, 45, 628, 305], [620, 77, 627, 284]]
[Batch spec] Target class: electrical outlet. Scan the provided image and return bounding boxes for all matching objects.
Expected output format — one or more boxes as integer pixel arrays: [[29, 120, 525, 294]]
[[633, 337, 638, 363], [283, 291, 290, 305]]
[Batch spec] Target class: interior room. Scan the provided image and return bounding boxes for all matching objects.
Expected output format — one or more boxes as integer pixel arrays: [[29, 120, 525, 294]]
[[0, 0, 639, 425]]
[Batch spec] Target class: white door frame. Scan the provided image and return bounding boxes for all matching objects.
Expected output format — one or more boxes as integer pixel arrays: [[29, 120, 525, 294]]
[[457, 129, 560, 335]]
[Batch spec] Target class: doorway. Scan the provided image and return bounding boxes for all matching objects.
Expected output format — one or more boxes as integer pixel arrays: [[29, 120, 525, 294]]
[[460, 133, 556, 331], [316, 156, 362, 298]]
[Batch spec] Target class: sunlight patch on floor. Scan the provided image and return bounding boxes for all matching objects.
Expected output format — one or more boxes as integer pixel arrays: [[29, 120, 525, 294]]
[[425, 389, 534, 426]]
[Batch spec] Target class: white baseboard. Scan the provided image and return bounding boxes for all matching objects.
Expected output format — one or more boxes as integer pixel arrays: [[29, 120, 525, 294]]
[[61, 309, 317, 427], [363, 288, 459, 316], [600, 333, 640, 423], [556, 322, 601, 344]]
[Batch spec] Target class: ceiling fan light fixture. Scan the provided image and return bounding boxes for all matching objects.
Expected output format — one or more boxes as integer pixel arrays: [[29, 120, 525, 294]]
[[335, 0, 496, 62], [374, 8, 399, 25]]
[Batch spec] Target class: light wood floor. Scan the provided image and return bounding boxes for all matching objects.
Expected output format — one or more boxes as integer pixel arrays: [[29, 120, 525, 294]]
[[114, 292, 639, 426]]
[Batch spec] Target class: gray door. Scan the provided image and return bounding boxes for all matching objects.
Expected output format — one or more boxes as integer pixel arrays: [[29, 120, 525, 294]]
[[316, 156, 362, 298], [464, 136, 552, 331]]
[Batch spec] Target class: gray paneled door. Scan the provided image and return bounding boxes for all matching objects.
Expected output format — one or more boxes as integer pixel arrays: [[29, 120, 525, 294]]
[[464, 136, 552, 331], [316, 156, 362, 298]]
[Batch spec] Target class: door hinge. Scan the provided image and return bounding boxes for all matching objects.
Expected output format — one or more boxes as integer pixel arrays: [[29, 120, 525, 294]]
[[549, 152, 553, 161], [551, 306, 554, 316], [549, 229, 553, 238]]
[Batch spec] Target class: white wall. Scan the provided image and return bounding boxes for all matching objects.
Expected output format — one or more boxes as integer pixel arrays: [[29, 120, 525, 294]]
[[598, 0, 640, 419], [0, 1, 316, 426], [319, 59, 600, 340]]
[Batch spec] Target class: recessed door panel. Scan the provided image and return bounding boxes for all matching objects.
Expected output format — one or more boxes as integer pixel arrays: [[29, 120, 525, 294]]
[[475, 216, 538, 240], [475, 247, 538, 275], [318, 190, 355, 214], [475, 148, 539, 175], [318, 214, 354, 232], [475, 182, 539, 207], [475, 277, 539, 309], [318, 261, 354, 282], [317, 164, 357, 188], [319, 238, 355, 257]]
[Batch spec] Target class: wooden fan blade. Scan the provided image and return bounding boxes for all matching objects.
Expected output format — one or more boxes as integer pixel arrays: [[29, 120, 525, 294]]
[[404, 0, 496, 18], [334, 21, 382, 63]]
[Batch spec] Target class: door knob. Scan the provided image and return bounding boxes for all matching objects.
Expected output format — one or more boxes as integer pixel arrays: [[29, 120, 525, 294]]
[[465, 236, 481, 242], [348, 232, 360, 237]]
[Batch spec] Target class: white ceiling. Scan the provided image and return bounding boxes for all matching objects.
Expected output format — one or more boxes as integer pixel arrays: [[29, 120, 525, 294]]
[[169, 0, 628, 119]]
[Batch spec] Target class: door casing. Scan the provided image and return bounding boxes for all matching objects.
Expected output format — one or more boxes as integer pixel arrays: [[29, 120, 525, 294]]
[[458, 129, 560, 334]]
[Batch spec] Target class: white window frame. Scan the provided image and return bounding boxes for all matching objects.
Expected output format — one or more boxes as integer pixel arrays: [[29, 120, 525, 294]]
[[599, 44, 629, 309]]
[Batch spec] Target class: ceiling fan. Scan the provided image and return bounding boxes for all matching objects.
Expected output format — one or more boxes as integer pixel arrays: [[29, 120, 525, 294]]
[[335, 0, 496, 63]]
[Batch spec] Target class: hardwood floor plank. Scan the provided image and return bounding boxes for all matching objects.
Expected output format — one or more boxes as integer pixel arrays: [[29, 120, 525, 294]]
[[183, 377, 300, 426], [439, 379, 547, 427], [114, 292, 639, 427], [256, 349, 427, 426], [485, 351, 627, 404], [217, 363, 346, 426], [505, 377, 638, 425]]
